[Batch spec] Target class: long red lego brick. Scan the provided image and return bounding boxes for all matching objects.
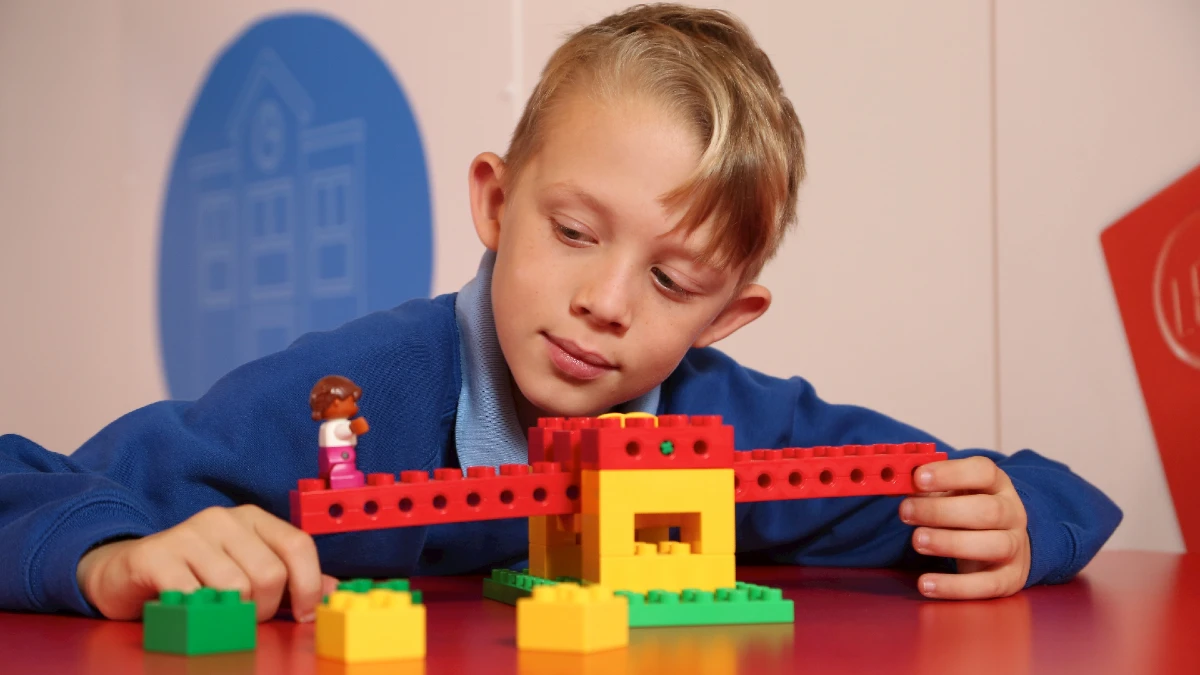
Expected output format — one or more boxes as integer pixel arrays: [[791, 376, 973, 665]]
[[733, 444, 947, 502], [290, 463, 580, 535], [579, 415, 735, 470]]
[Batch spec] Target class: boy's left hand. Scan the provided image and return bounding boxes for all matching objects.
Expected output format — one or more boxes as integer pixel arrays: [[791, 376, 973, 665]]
[[899, 456, 1031, 600]]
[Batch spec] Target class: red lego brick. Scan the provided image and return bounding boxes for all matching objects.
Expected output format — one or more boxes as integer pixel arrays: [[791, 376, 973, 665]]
[[732, 443, 947, 502], [290, 463, 580, 535], [579, 415, 735, 470], [529, 417, 598, 465], [528, 417, 563, 464]]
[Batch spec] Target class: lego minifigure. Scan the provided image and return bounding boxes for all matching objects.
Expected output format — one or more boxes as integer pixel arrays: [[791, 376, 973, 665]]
[[309, 375, 369, 489]]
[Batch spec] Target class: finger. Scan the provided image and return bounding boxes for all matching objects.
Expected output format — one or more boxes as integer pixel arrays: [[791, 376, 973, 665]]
[[183, 536, 254, 601], [900, 494, 1019, 530], [238, 506, 325, 623], [913, 456, 1010, 495], [912, 527, 1021, 562], [216, 520, 292, 622], [107, 542, 202, 620], [140, 554, 203, 597], [918, 567, 1022, 600]]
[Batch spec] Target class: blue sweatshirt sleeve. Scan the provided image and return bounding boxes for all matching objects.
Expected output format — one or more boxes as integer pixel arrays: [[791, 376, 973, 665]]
[[0, 297, 461, 615], [664, 348, 1123, 588]]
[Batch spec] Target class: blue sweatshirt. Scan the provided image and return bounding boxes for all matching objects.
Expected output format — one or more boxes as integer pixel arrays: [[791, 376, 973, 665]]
[[0, 262, 1122, 616]]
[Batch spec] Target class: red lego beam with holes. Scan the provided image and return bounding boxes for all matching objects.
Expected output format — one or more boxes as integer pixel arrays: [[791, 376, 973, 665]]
[[289, 463, 580, 534], [290, 415, 947, 535], [731, 444, 946, 502]]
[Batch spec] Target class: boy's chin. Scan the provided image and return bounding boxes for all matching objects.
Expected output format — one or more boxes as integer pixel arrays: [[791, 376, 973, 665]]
[[519, 382, 611, 420]]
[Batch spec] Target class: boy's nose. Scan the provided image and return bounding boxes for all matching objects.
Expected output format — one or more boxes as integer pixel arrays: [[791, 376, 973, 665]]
[[570, 274, 632, 334]]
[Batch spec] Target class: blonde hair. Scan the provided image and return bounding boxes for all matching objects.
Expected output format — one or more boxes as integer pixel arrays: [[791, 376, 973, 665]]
[[505, 3, 805, 279]]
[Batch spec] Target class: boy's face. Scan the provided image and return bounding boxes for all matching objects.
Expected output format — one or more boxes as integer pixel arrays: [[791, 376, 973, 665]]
[[469, 92, 770, 418]]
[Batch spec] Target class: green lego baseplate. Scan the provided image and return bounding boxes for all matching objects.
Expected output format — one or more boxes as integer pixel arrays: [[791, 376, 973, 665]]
[[483, 569, 579, 605], [483, 569, 795, 627], [617, 583, 794, 627], [143, 588, 256, 656], [329, 578, 423, 605]]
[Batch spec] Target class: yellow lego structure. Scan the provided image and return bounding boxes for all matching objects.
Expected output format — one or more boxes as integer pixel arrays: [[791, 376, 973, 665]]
[[590, 544, 736, 594], [530, 542, 583, 580], [316, 589, 426, 663], [579, 467, 736, 593], [529, 514, 583, 579], [517, 583, 629, 653], [581, 468, 735, 555]]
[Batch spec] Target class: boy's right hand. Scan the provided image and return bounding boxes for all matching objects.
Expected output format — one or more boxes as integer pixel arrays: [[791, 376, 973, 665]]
[[76, 505, 337, 623]]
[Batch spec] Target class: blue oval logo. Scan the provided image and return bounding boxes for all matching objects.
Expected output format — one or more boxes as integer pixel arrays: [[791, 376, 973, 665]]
[[159, 13, 431, 399]]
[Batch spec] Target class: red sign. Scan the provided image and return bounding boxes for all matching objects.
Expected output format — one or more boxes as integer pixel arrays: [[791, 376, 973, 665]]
[[1101, 164, 1200, 552]]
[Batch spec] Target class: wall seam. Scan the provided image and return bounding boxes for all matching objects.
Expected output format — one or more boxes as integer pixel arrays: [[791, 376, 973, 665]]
[[989, 0, 1003, 452]]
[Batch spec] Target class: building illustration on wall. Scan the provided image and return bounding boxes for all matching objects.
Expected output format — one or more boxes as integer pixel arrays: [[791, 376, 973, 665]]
[[185, 48, 367, 381]]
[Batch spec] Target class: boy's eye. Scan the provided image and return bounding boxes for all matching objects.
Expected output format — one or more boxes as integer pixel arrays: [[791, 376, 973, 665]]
[[552, 220, 594, 245], [652, 267, 694, 299]]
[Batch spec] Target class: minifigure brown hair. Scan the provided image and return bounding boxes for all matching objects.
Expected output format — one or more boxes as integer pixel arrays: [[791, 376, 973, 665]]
[[309, 375, 362, 420]]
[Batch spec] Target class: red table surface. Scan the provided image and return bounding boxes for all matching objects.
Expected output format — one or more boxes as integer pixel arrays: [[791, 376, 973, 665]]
[[1, 551, 1196, 675]]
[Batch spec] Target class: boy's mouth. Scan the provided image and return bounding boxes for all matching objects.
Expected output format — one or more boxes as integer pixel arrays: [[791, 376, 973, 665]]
[[542, 332, 618, 380]]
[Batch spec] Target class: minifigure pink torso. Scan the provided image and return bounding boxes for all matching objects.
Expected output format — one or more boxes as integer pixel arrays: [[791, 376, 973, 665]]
[[318, 418, 365, 489]]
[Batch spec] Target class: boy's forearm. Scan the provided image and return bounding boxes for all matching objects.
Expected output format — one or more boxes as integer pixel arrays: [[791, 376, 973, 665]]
[[0, 478, 155, 614], [1000, 450, 1123, 587]]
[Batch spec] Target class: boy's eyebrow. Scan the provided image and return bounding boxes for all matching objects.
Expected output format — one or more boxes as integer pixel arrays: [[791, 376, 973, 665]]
[[543, 182, 614, 221], [545, 181, 723, 277]]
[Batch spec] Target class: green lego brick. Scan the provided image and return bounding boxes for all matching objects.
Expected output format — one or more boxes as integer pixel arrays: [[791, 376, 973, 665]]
[[328, 578, 422, 604], [143, 588, 256, 656], [483, 571, 793, 628], [482, 569, 578, 606], [616, 583, 795, 628]]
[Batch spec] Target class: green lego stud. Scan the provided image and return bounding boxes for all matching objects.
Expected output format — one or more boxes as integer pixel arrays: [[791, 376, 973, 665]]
[[143, 588, 256, 656], [615, 582, 794, 627], [331, 578, 421, 603], [660, 440, 675, 456], [483, 569, 575, 605]]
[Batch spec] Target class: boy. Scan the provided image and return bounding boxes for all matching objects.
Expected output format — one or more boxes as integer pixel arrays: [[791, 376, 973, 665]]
[[0, 4, 1120, 624]]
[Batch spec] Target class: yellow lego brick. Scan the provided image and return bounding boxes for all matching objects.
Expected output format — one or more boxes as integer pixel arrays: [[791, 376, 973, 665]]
[[316, 590, 426, 663], [582, 469, 734, 515], [587, 548, 736, 594], [634, 513, 678, 529], [635, 526, 671, 543], [517, 583, 629, 653], [597, 412, 658, 427], [581, 469, 735, 557], [529, 543, 583, 580], [530, 514, 581, 547]]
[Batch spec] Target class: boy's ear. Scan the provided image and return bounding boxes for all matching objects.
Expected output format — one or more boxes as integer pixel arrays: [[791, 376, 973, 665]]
[[469, 152, 507, 251], [693, 283, 772, 349]]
